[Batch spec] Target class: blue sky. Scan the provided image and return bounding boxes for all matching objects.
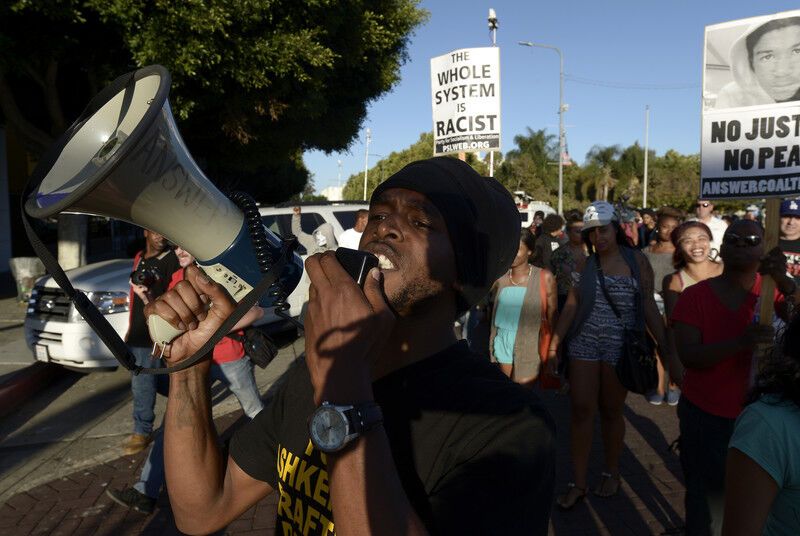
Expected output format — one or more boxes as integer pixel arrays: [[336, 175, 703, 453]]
[[304, 0, 800, 193]]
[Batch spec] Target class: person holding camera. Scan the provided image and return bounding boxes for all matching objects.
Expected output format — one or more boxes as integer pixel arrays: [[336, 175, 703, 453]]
[[122, 229, 180, 456], [146, 158, 556, 535], [107, 244, 264, 515]]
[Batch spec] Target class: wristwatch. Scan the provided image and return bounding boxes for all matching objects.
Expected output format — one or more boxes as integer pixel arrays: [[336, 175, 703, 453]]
[[308, 401, 383, 453]]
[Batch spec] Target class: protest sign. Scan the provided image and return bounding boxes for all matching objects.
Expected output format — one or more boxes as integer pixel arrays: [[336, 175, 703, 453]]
[[701, 10, 800, 200], [701, 10, 800, 336], [430, 47, 501, 156]]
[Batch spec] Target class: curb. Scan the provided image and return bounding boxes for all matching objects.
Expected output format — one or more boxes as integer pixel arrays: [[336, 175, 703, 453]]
[[0, 362, 64, 419]]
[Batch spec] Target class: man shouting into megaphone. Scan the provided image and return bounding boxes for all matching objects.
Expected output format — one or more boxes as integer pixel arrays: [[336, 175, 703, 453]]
[[146, 157, 556, 535]]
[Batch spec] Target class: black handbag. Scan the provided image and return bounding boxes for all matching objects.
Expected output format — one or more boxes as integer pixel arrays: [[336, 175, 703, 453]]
[[596, 261, 658, 394], [229, 328, 278, 369]]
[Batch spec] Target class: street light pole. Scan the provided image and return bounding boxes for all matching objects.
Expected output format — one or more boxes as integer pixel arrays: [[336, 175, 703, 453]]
[[518, 41, 565, 215], [643, 105, 650, 208], [363, 128, 371, 201], [488, 9, 498, 178]]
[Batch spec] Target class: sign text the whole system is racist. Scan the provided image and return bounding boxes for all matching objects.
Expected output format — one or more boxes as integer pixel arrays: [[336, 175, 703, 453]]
[[431, 47, 501, 156]]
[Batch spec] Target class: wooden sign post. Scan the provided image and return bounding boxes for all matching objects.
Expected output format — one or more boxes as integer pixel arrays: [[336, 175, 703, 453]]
[[757, 198, 781, 368]]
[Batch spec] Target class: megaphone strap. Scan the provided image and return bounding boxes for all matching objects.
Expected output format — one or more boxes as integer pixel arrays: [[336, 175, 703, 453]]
[[20, 194, 295, 375], [20, 198, 139, 370]]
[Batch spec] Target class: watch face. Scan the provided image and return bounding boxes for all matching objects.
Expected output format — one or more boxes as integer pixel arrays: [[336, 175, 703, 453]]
[[310, 406, 348, 452]]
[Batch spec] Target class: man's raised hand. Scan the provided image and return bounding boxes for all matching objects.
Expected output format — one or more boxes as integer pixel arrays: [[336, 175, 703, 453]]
[[144, 265, 236, 365]]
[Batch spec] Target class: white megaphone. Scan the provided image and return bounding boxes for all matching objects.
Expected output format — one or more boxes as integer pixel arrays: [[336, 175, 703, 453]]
[[24, 64, 303, 348]]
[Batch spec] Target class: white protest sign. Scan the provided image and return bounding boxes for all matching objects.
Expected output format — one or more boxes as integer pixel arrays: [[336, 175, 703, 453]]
[[430, 47, 500, 156], [701, 10, 800, 199]]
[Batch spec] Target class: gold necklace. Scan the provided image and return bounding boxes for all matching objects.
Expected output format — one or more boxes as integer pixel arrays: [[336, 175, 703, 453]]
[[509, 266, 532, 286]]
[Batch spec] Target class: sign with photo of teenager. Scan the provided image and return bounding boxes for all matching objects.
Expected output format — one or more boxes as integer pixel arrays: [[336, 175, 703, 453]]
[[701, 10, 800, 200]]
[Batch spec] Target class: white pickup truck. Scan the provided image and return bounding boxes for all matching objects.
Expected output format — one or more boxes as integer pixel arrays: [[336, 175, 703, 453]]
[[24, 202, 368, 370], [25, 259, 132, 370]]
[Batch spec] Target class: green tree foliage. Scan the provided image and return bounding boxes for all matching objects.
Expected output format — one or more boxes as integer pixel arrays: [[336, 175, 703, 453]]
[[0, 0, 428, 202], [494, 128, 559, 201], [336, 126, 703, 213], [341, 132, 486, 201]]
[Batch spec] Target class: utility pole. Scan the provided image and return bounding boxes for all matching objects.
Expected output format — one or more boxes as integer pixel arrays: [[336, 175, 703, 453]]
[[518, 41, 565, 214], [337, 159, 342, 188], [487, 8, 498, 178], [643, 105, 650, 208], [362, 128, 371, 201]]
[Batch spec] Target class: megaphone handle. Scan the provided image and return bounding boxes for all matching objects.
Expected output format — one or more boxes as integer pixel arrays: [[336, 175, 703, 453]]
[[148, 315, 186, 348], [146, 263, 254, 347]]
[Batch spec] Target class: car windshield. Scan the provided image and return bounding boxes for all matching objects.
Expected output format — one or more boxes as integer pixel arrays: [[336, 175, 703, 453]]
[[333, 210, 362, 230]]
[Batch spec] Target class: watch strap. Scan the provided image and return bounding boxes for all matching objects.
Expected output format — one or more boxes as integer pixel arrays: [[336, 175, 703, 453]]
[[346, 402, 383, 434]]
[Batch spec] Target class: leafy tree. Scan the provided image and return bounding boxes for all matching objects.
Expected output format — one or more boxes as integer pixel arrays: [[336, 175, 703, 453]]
[[494, 128, 558, 201], [341, 132, 487, 201], [342, 127, 705, 216], [647, 149, 700, 210], [0, 0, 428, 202], [585, 144, 622, 169]]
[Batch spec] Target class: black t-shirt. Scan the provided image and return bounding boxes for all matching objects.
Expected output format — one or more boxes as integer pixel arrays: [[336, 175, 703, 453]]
[[127, 250, 181, 347], [230, 341, 556, 535], [533, 234, 561, 269], [780, 238, 800, 284]]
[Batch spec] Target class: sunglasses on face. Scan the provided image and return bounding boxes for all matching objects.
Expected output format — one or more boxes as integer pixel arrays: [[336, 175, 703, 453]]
[[722, 233, 762, 247], [696, 202, 711, 208]]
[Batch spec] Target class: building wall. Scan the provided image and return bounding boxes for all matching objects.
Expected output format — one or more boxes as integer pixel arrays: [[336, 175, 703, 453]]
[[320, 185, 343, 201], [0, 128, 12, 280]]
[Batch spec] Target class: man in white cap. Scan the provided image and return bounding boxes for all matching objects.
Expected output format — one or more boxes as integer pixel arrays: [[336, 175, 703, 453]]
[[780, 199, 800, 282]]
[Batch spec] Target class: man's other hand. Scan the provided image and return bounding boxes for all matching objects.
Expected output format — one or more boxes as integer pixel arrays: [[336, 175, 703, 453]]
[[304, 251, 395, 405]]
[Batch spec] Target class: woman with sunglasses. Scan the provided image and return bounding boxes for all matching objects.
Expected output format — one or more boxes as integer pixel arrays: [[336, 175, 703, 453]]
[[548, 201, 674, 509], [671, 220, 800, 535]]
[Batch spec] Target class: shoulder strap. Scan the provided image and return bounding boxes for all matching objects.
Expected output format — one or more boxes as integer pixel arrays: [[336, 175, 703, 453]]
[[539, 268, 548, 321], [595, 254, 622, 319], [22, 202, 138, 369]]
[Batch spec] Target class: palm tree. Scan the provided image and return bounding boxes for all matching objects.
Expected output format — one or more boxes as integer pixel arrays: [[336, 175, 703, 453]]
[[505, 128, 559, 175], [585, 144, 622, 168]]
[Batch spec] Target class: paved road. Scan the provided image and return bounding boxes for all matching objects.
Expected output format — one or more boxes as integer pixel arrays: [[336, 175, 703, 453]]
[[0, 328, 686, 535]]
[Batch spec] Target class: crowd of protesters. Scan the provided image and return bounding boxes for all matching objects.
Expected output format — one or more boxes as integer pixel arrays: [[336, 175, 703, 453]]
[[479, 196, 800, 535], [112, 158, 800, 535]]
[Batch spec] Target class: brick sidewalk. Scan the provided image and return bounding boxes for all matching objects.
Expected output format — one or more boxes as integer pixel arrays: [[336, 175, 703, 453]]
[[0, 388, 684, 536]]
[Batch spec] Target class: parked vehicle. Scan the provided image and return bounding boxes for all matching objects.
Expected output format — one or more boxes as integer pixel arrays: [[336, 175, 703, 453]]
[[513, 191, 556, 228], [258, 201, 369, 323], [24, 201, 368, 370], [25, 259, 131, 370]]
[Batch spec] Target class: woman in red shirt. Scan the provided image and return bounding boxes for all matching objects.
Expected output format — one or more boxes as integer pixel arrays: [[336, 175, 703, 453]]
[[169, 246, 265, 418]]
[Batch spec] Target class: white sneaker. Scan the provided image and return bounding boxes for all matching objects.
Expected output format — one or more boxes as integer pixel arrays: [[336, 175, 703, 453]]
[[645, 391, 664, 405], [667, 389, 681, 406]]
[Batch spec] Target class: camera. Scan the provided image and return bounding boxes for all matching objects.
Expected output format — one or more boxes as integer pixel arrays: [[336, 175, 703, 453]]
[[130, 264, 163, 287]]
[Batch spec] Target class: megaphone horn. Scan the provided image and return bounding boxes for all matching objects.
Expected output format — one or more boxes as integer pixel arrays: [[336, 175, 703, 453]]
[[24, 64, 303, 349]]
